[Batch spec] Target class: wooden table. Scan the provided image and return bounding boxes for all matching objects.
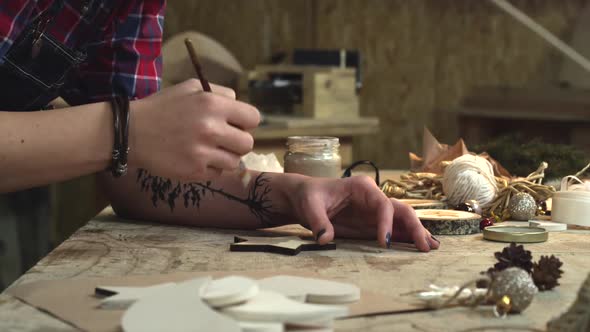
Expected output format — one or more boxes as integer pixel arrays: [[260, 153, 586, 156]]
[[1, 208, 589, 331]]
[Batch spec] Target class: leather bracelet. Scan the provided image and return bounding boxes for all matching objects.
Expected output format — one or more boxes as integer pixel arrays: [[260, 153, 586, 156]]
[[114, 96, 130, 177], [109, 97, 122, 177]]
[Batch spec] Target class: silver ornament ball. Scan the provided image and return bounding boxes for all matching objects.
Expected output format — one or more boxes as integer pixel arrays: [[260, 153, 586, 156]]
[[508, 192, 537, 221], [489, 267, 538, 313]]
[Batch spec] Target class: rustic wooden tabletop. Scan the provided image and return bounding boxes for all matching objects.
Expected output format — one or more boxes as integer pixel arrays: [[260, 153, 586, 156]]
[[1, 206, 589, 331]]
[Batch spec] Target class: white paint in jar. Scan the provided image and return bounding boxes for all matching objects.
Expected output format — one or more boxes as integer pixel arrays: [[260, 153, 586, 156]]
[[284, 136, 342, 178]]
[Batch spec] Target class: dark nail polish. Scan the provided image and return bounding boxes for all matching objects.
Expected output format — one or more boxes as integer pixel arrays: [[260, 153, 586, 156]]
[[385, 232, 392, 249], [426, 236, 433, 249], [431, 236, 440, 244], [316, 229, 326, 241]]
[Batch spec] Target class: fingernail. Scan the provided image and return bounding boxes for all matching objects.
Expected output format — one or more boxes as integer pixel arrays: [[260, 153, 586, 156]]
[[385, 232, 392, 249], [426, 236, 433, 249], [431, 235, 440, 244], [316, 229, 326, 242]]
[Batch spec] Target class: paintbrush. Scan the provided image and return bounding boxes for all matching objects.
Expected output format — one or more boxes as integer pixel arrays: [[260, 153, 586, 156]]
[[184, 38, 251, 187]]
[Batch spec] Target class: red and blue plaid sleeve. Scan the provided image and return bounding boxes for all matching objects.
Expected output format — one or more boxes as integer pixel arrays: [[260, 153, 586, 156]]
[[62, 0, 165, 104], [0, 1, 37, 63]]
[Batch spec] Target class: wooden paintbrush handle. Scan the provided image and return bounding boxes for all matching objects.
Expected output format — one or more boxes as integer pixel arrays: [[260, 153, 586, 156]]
[[184, 38, 212, 92]]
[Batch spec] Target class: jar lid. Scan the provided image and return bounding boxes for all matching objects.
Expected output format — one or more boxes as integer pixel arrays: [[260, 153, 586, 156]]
[[287, 136, 339, 144], [286, 136, 340, 150], [483, 226, 548, 243]]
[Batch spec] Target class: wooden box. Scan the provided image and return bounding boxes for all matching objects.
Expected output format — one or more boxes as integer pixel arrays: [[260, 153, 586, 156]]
[[240, 65, 359, 119]]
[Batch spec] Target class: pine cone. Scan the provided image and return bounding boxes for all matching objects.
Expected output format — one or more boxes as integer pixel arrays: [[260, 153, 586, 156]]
[[532, 255, 563, 291], [493, 242, 533, 273]]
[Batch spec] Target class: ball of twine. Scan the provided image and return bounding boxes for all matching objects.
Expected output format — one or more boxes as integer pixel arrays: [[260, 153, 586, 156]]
[[442, 154, 498, 208]]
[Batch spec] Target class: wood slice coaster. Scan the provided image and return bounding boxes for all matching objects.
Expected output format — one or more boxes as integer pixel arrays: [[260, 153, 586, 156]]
[[416, 209, 482, 235], [399, 199, 446, 210]]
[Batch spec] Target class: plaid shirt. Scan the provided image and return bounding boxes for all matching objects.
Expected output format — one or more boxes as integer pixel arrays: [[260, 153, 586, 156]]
[[0, 0, 165, 104]]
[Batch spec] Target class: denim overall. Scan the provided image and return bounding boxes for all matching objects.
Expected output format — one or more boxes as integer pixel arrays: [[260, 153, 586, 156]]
[[0, 0, 94, 288]]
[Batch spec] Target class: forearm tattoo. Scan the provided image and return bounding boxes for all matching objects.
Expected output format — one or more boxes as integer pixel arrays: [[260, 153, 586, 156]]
[[136, 169, 276, 227]]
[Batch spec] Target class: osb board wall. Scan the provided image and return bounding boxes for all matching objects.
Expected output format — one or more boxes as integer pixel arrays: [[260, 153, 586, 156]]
[[164, 1, 313, 68], [164, 0, 589, 169]]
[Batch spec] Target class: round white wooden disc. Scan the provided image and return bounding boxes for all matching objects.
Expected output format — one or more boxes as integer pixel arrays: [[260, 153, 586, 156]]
[[122, 277, 241, 332], [257, 276, 360, 304], [221, 291, 347, 324], [529, 220, 567, 231], [239, 321, 284, 332], [202, 276, 259, 308]]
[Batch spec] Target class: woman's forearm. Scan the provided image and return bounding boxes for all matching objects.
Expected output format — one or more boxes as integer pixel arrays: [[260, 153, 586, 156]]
[[0, 102, 114, 192], [101, 168, 303, 229], [100, 162, 440, 252]]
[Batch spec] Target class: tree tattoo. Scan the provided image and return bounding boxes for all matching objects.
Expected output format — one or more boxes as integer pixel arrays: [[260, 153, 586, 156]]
[[136, 169, 276, 227]]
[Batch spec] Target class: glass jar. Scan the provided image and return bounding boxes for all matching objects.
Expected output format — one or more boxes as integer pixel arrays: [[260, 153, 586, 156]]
[[284, 136, 342, 178]]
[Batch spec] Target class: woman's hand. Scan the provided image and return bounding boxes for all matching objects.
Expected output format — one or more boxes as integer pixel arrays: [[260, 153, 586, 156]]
[[290, 176, 440, 252], [129, 79, 260, 181]]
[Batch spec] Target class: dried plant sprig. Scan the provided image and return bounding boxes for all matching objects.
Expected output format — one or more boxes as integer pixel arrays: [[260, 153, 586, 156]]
[[487, 162, 555, 218], [381, 172, 445, 200], [574, 162, 590, 178], [381, 162, 555, 217]]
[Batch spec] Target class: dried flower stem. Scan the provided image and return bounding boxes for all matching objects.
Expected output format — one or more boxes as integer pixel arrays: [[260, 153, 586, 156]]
[[574, 162, 590, 178]]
